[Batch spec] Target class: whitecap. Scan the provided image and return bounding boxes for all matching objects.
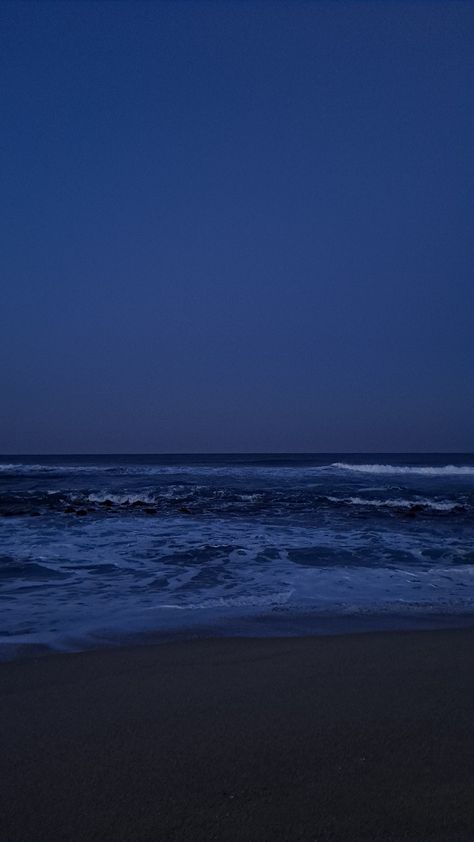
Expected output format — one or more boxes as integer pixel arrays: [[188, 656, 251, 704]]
[[331, 463, 474, 476], [327, 496, 462, 512]]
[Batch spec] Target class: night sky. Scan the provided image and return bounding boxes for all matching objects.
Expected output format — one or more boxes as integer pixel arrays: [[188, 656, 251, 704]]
[[1, 1, 473, 453]]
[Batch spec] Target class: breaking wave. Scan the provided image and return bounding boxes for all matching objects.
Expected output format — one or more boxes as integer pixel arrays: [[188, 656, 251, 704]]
[[332, 463, 474, 476], [327, 496, 462, 512]]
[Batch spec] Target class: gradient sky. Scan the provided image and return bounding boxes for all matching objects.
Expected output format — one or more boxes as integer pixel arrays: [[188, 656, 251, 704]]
[[1, 0, 473, 453]]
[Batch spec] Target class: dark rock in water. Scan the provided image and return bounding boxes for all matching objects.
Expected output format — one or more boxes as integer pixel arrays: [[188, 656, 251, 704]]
[[130, 500, 143, 508], [179, 506, 192, 515], [101, 499, 114, 508], [402, 503, 424, 517]]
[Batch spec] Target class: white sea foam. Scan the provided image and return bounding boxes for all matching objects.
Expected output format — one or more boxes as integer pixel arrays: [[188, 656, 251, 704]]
[[85, 492, 156, 506], [2, 504, 474, 654], [332, 463, 474, 476]]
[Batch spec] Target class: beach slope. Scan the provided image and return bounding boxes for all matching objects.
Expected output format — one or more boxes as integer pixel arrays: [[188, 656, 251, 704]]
[[1, 630, 473, 841]]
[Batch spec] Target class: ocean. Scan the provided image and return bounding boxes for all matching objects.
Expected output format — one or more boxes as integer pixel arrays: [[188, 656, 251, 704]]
[[1, 453, 473, 657]]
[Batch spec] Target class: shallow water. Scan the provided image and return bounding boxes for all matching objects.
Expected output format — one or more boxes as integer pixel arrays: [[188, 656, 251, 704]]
[[1, 453, 473, 656]]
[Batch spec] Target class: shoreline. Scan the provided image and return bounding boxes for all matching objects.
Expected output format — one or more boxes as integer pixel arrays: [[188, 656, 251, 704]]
[[2, 627, 474, 841], [3, 607, 474, 664]]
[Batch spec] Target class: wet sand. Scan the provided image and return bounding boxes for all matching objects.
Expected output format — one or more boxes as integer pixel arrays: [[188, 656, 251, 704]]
[[1, 629, 474, 841]]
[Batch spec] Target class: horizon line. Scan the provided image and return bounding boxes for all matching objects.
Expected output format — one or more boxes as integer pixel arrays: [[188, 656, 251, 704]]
[[1, 450, 473, 458]]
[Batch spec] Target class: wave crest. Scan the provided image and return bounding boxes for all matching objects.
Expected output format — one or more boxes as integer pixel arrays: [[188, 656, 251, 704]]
[[327, 496, 461, 512], [332, 463, 474, 476]]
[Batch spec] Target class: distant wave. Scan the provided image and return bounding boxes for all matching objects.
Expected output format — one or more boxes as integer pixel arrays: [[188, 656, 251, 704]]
[[0, 462, 273, 477], [0, 463, 115, 475], [0, 463, 207, 477], [327, 496, 461, 512], [332, 463, 474, 476], [3, 460, 473, 479]]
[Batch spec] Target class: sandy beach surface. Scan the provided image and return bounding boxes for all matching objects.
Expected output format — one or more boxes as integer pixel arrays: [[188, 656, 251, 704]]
[[1, 629, 474, 841]]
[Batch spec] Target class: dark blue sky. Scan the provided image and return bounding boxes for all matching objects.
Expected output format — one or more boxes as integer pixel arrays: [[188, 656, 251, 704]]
[[1, 0, 473, 453]]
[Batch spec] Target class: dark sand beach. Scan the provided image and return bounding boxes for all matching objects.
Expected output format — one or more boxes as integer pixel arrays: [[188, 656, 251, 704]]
[[1, 629, 474, 842]]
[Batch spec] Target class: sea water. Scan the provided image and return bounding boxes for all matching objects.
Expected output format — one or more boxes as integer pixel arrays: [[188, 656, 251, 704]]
[[1, 454, 473, 656]]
